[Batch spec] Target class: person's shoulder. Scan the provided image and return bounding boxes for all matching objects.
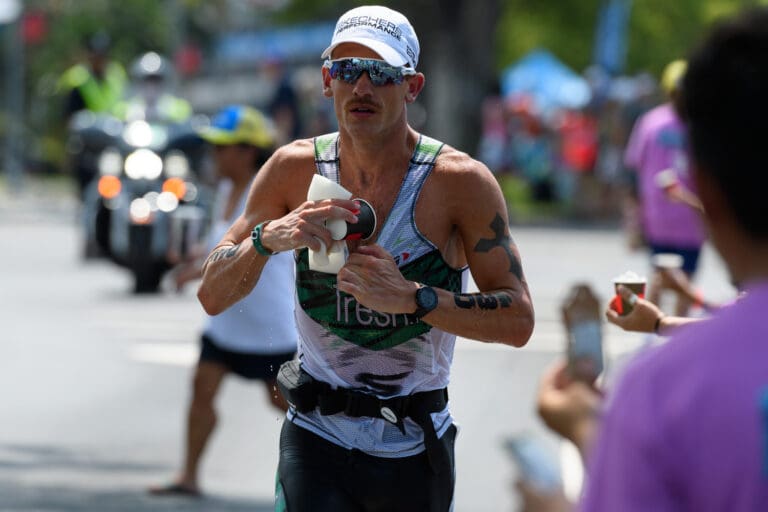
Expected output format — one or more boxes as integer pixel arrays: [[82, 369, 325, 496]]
[[640, 103, 680, 129], [269, 138, 316, 166], [426, 142, 503, 210], [258, 138, 318, 196], [59, 64, 89, 89], [433, 143, 492, 178]]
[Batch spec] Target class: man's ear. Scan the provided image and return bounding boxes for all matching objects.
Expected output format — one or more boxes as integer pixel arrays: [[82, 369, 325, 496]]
[[405, 73, 425, 104], [321, 67, 333, 98]]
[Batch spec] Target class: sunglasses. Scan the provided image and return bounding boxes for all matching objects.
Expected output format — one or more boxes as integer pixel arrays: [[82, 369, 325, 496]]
[[324, 58, 416, 86]]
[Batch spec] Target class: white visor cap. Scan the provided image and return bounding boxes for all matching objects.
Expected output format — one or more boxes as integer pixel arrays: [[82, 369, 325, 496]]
[[321, 5, 420, 69]]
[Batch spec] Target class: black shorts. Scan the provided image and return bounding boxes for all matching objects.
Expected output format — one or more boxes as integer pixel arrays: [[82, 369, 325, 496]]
[[275, 420, 457, 512], [649, 243, 702, 275], [199, 334, 295, 381]]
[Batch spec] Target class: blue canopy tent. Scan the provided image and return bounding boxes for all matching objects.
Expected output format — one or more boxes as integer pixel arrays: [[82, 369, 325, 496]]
[[500, 49, 592, 114]]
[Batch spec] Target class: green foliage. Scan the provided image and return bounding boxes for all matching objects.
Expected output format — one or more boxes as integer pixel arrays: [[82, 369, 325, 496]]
[[26, 0, 171, 77], [496, 1, 601, 73], [494, 0, 762, 78]]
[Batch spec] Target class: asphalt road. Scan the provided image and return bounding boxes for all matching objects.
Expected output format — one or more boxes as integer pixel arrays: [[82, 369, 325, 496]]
[[0, 178, 734, 511]]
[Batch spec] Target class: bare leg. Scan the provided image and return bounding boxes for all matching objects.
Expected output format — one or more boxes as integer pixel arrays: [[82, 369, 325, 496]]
[[178, 360, 228, 491], [647, 269, 663, 308], [674, 290, 694, 317], [263, 377, 289, 412]]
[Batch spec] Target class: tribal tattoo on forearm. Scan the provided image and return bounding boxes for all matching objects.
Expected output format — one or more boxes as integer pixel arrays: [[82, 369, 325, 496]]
[[473, 213, 523, 281], [454, 291, 514, 310]]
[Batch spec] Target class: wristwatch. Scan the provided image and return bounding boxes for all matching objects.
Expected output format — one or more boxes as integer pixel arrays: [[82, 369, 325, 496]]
[[413, 286, 438, 319]]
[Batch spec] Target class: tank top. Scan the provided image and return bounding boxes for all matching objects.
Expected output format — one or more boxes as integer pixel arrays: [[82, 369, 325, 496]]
[[289, 132, 468, 458], [203, 179, 297, 355]]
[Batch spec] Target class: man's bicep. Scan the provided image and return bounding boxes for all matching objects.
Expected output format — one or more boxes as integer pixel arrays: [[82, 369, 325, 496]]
[[462, 208, 526, 292]]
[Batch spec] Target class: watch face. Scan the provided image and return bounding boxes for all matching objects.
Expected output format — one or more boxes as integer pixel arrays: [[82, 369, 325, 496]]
[[417, 286, 438, 310]]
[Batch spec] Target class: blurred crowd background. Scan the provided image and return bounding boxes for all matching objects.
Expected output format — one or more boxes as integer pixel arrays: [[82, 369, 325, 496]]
[[2, 0, 765, 225]]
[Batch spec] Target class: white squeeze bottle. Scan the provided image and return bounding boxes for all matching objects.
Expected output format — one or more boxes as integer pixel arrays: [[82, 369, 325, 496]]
[[306, 174, 351, 273]]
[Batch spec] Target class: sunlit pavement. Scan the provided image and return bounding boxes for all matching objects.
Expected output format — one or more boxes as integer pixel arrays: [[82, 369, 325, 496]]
[[0, 177, 734, 511]]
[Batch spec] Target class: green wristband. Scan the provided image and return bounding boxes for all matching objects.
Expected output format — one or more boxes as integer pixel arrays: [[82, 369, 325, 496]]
[[251, 221, 275, 256]]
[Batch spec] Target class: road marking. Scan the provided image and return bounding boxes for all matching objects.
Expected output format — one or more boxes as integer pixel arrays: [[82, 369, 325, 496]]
[[127, 342, 197, 367]]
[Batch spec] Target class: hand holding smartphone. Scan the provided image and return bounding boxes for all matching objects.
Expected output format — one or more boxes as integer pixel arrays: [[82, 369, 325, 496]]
[[562, 283, 604, 383]]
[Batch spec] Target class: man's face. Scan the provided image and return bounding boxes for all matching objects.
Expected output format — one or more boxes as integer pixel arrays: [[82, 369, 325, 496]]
[[89, 52, 108, 75], [322, 42, 422, 138], [212, 144, 250, 179]]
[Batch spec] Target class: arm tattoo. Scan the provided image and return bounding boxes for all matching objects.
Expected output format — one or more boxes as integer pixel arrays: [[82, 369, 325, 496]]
[[207, 243, 240, 264], [454, 291, 513, 310], [474, 213, 523, 281]]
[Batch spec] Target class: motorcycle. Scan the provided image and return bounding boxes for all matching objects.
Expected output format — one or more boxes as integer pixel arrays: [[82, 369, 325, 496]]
[[72, 110, 213, 293]]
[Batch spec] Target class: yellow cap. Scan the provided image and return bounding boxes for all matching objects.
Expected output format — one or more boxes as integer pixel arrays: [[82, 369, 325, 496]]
[[198, 105, 276, 149], [661, 59, 687, 95]]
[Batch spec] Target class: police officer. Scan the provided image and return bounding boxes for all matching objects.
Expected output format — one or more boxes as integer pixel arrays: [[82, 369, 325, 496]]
[[59, 32, 128, 198], [59, 32, 127, 123]]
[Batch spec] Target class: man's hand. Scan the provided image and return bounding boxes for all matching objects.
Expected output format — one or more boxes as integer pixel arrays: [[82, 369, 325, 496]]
[[605, 285, 665, 333], [260, 198, 359, 253], [536, 361, 601, 459], [336, 244, 419, 314]]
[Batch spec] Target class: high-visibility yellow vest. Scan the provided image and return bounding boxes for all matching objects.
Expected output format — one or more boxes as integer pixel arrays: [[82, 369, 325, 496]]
[[113, 93, 193, 123], [59, 61, 128, 113]]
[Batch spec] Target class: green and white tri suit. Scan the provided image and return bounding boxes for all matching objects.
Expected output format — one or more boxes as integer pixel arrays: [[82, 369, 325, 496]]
[[288, 132, 468, 458]]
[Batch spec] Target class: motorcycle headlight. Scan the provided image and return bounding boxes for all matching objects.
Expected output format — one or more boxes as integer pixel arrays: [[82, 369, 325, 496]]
[[98, 147, 123, 176], [164, 150, 190, 178], [123, 120, 154, 147], [124, 149, 163, 180]]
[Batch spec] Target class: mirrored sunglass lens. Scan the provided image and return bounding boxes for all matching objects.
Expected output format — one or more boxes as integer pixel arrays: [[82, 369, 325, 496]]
[[331, 60, 404, 85]]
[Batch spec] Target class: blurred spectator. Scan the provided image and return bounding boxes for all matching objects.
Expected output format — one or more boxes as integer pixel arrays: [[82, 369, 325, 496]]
[[553, 106, 599, 214], [58, 32, 127, 123], [531, 8, 768, 510], [622, 59, 706, 315], [507, 95, 557, 202], [593, 99, 629, 216], [264, 57, 303, 145], [58, 32, 127, 198], [149, 105, 296, 498], [477, 85, 510, 174]]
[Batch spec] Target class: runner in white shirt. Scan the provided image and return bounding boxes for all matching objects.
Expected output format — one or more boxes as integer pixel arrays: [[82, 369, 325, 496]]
[[150, 105, 297, 498]]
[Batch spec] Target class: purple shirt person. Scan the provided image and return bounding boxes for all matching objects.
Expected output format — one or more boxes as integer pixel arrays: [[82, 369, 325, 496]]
[[581, 282, 768, 511], [624, 102, 706, 251], [530, 11, 768, 512], [624, 59, 707, 282]]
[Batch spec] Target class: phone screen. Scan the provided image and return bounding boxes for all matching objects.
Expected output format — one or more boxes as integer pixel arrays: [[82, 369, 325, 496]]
[[567, 320, 603, 382]]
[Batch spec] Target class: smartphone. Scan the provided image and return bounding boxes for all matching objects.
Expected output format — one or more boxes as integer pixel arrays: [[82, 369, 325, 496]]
[[562, 284, 604, 382], [503, 435, 563, 492], [567, 320, 604, 382]]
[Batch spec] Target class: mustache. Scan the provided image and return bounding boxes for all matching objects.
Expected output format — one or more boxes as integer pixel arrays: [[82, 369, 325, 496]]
[[346, 98, 380, 110]]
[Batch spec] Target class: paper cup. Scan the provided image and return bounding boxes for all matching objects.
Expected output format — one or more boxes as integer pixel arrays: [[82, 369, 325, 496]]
[[611, 271, 647, 315]]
